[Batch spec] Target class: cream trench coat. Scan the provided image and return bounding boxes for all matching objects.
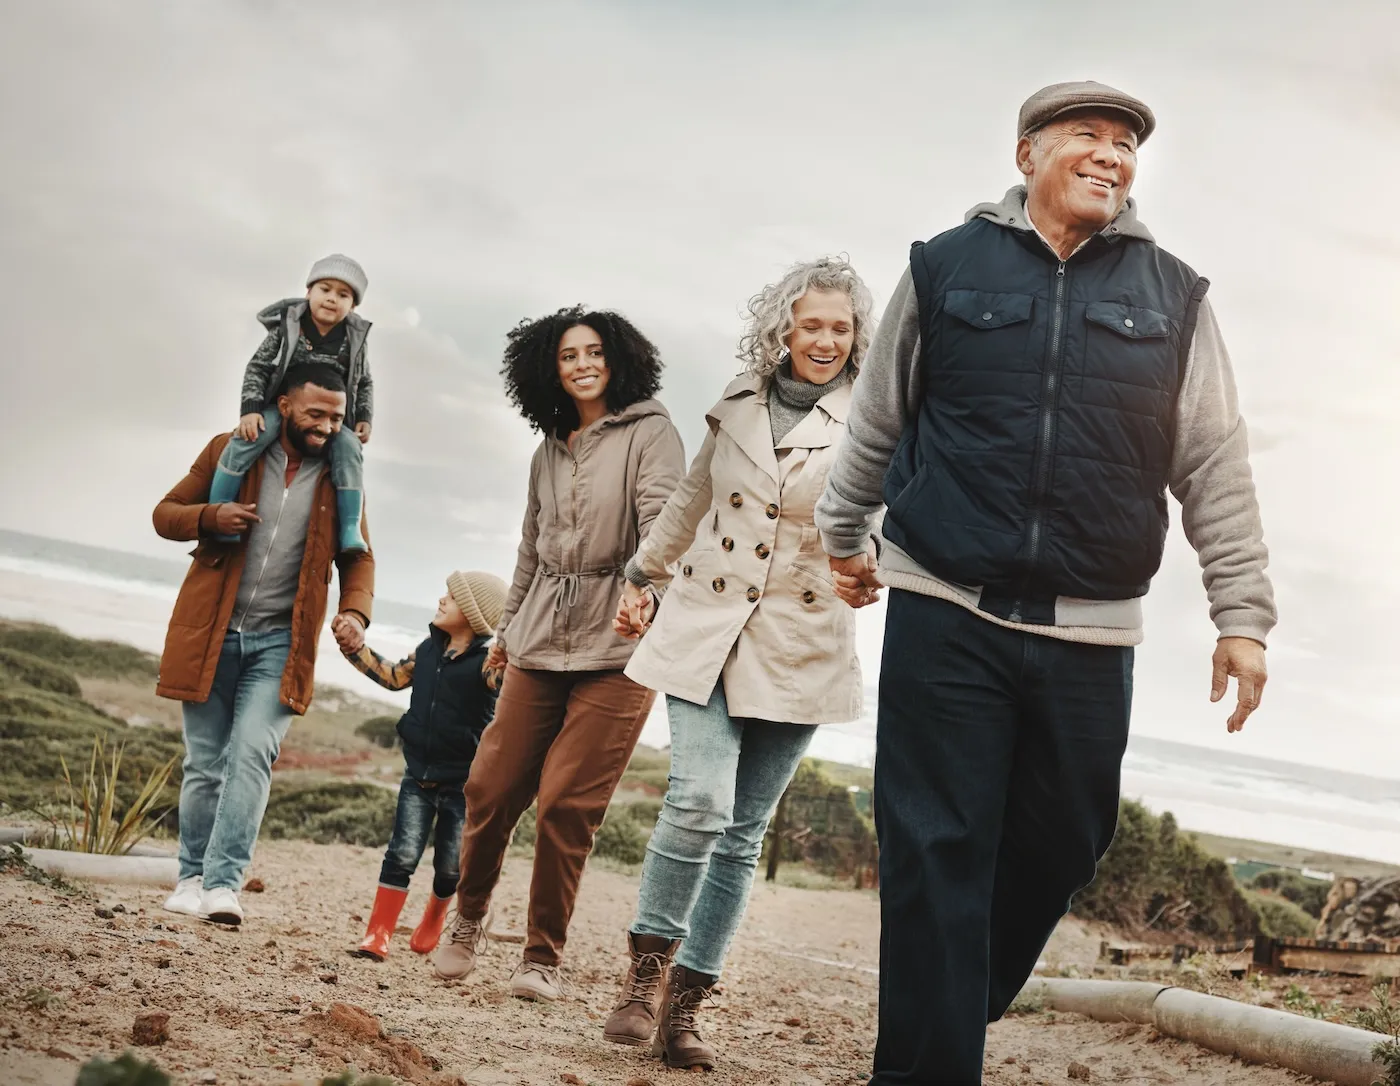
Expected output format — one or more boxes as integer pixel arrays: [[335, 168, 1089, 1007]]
[[623, 372, 862, 725]]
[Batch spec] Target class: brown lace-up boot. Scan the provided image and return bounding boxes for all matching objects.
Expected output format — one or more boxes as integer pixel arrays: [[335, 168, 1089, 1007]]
[[602, 933, 679, 1046], [654, 964, 718, 1069]]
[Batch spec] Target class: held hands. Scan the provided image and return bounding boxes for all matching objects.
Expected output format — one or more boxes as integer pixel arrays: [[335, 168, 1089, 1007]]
[[1211, 636, 1268, 733], [354, 422, 372, 445], [331, 612, 366, 655], [238, 413, 265, 442], [829, 540, 883, 609], [612, 582, 657, 640], [212, 502, 261, 536], [483, 641, 508, 691]]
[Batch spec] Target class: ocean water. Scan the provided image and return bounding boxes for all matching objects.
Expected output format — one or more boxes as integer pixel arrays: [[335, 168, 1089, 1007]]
[[3, 528, 1398, 866]]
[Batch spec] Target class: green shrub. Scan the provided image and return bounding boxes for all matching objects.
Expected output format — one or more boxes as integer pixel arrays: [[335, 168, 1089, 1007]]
[[0, 680, 183, 820], [261, 780, 396, 846], [620, 745, 671, 795], [1246, 889, 1318, 939], [355, 714, 401, 749], [0, 647, 81, 696], [511, 804, 537, 849], [75, 1052, 172, 1086], [0, 621, 159, 682], [1246, 867, 1330, 918], [592, 806, 650, 864], [771, 760, 877, 877], [1074, 802, 1258, 939]]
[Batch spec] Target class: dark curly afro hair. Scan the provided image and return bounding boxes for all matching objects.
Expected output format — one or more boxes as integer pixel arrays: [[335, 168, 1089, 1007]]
[[501, 305, 664, 438]]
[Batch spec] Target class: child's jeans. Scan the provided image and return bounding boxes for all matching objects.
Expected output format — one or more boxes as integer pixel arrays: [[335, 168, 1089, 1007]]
[[380, 775, 467, 900], [209, 404, 367, 552]]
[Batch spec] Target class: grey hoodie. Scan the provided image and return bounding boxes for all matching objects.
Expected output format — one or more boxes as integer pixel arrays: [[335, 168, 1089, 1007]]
[[814, 187, 1276, 647]]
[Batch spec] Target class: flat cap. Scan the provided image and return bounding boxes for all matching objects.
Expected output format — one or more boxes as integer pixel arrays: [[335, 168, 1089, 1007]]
[[1018, 80, 1156, 144]]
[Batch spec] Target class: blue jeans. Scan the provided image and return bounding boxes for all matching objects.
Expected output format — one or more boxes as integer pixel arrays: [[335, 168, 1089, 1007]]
[[379, 775, 466, 899], [871, 591, 1132, 1086], [177, 629, 295, 890], [217, 404, 363, 489], [631, 683, 815, 977]]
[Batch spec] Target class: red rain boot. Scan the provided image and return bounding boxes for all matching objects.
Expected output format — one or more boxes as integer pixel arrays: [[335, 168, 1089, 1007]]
[[409, 893, 453, 954], [353, 886, 408, 961]]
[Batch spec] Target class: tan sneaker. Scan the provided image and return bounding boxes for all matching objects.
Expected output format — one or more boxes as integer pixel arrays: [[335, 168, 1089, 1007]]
[[432, 906, 491, 981], [509, 958, 564, 1002]]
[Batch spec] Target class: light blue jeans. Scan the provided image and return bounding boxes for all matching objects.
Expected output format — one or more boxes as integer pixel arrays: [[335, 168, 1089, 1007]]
[[178, 628, 295, 890], [631, 682, 815, 977]]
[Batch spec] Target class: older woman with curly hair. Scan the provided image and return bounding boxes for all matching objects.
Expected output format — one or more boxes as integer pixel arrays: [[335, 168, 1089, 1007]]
[[601, 257, 876, 1069], [432, 306, 685, 1001]]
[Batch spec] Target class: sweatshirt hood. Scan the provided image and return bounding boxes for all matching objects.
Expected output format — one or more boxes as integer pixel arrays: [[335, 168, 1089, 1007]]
[[257, 297, 371, 333], [966, 185, 1155, 244], [598, 396, 673, 430]]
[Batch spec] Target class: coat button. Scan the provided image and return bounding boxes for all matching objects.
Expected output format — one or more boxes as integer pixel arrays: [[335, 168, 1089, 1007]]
[[801, 590, 816, 604], [682, 565, 692, 577], [729, 492, 743, 508], [721, 537, 734, 552], [1123, 317, 1135, 328], [712, 577, 726, 593], [981, 312, 993, 321], [746, 587, 760, 603], [765, 503, 779, 519], [755, 543, 770, 559]]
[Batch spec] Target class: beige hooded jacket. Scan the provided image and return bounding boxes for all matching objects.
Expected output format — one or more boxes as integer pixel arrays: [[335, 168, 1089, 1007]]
[[496, 398, 685, 672]]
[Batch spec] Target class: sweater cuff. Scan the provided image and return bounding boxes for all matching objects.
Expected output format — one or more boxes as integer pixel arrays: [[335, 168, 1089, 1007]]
[[240, 399, 265, 418], [819, 528, 870, 560], [1215, 616, 1272, 648], [624, 556, 651, 588]]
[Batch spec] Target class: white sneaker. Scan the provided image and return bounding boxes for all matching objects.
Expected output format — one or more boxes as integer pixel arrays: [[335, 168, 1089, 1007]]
[[199, 886, 244, 926], [162, 875, 203, 917]]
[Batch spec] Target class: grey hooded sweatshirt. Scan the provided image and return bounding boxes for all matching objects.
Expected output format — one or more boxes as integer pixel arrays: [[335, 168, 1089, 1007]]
[[814, 187, 1276, 647]]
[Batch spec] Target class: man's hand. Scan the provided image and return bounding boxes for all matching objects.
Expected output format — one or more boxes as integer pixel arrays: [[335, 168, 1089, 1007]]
[[613, 582, 656, 640], [829, 542, 882, 609], [238, 413, 265, 442], [354, 422, 372, 445], [1211, 637, 1267, 733], [331, 612, 365, 655], [212, 502, 261, 536], [483, 641, 508, 690]]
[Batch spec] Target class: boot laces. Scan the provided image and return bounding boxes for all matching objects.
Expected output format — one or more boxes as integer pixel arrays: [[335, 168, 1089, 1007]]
[[445, 910, 486, 950], [670, 982, 716, 1036], [514, 959, 570, 996], [621, 951, 671, 1004]]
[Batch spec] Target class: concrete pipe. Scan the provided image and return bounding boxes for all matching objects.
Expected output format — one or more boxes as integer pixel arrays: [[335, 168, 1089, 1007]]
[[1153, 987, 1385, 1086], [21, 847, 178, 887], [1019, 978, 1387, 1086]]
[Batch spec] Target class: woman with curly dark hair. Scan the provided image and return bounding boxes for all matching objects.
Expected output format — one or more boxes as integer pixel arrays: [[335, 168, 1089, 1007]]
[[432, 306, 685, 1003]]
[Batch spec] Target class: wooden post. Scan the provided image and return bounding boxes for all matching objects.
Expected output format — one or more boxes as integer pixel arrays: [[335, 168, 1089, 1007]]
[[765, 793, 788, 882]]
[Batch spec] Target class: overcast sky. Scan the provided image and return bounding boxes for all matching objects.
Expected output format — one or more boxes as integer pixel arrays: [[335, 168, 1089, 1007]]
[[1, 1, 1397, 777]]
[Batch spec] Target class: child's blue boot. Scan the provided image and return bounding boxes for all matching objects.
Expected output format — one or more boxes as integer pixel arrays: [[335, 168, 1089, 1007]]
[[336, 488, 369, 555]]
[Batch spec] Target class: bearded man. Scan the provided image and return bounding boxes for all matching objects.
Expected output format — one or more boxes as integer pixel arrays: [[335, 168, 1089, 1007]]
[[152, 364, 374, 926]]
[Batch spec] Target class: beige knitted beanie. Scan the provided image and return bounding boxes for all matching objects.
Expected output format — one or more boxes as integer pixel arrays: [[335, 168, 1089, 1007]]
[[446, 571, 508, 636]]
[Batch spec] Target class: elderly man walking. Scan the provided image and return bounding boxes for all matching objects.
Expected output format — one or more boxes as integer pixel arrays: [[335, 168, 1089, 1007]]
[[815, 82, 1276, 1083]]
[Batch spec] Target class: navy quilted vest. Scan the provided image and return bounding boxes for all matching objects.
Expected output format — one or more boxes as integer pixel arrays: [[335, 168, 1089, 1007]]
[[882, 216, 1208, 624]]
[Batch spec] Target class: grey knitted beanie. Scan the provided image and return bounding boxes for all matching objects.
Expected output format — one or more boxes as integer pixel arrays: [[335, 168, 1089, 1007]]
[[306, 254, 368, 305]]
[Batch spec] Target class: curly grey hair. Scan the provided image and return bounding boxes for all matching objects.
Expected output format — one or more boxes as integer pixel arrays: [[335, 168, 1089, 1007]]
[[736, 255, 875, 378]]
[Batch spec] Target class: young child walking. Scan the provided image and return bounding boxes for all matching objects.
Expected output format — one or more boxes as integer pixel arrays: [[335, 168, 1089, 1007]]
[[342, 570, 507, 960], [209, 254, 374, 554]]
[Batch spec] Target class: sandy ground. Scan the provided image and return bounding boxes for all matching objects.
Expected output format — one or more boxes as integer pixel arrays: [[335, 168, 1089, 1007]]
[[0, 840, 1325, 1086]]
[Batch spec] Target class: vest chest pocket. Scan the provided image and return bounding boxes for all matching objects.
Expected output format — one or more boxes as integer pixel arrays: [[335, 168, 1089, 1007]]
[[1081, 302, 1175, 395], [939, 289, 1034, 373]]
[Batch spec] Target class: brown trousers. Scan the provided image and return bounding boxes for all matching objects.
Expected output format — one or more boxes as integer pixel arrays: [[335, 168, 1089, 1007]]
[[455, 664, 655, 965]]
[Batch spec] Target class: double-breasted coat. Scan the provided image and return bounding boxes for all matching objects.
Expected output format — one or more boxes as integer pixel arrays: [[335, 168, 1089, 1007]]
[[624, 372, 862, 725]]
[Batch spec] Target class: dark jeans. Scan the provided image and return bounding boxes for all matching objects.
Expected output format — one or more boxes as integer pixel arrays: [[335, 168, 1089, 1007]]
[[379, 774, 466, 899], [872, 591, 1132, 1086]]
